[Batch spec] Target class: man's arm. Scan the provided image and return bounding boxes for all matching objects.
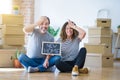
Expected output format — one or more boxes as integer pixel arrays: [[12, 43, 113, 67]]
[[23, 24, 37, 34], [43, 55, 51, 68]]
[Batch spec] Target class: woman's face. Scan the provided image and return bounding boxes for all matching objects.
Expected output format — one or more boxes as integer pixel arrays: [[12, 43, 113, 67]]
[[65, 24, 73, 38]]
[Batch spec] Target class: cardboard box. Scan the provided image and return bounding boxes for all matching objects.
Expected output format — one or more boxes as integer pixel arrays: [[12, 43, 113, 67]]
[[85, 53, 102, 67], [0, 45, 23, 49], [88, 27, 112, 36], [0, 25, 5, 28], [84, 53, 113, 68], [4, 35, 24, 45], [0, 38, 2, 45], [0, 37, 2, 48], [96, 18, 111, 27], [88, 35, 112, 45], [0, 25, 5, 37], [0, 14, 23, 25], [3, 24, 24, 35], [0, 29, 2, 37], [84, 43, 111, 54], [0, 49, 16, 67], [102, 54, 113, 67]]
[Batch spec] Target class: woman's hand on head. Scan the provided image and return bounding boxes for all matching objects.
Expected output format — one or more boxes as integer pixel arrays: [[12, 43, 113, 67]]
[[68, 20, 76, 29]]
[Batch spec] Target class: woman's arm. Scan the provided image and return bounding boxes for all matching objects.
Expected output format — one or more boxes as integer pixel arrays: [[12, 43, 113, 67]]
[[68, 20, 86, 40]]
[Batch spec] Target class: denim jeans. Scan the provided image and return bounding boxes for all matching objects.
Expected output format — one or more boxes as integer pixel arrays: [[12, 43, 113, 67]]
[[18, 53, 61, 72], [55, 47, 87, 72]]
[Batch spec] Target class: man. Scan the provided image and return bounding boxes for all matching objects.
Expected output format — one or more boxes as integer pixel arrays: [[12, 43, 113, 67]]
[[18, 16, 61, 73]]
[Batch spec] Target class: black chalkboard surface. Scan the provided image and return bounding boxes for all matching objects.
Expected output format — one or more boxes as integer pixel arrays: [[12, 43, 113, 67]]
[[41, 42, 61, 55]]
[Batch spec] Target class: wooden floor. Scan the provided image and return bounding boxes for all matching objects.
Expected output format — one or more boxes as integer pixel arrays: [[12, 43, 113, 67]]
[[0, 60, 120, 80]]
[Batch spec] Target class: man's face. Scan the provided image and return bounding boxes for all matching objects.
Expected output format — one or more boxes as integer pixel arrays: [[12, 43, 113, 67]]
[[39, 17, 49, 34]]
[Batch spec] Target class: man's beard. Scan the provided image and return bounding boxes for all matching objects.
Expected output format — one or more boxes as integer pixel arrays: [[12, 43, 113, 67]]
[[40, 27, 47, 34]]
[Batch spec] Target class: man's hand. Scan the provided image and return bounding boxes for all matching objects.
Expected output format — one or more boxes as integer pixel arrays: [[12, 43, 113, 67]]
[[43, 55, 51, 68], [43, 59, 49, 68], [36, 19, 42, 26], [36, 17, 47, 26]]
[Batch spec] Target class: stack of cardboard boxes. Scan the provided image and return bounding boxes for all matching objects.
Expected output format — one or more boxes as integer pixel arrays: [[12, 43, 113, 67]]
[[0, 14, 24, 67], [0, 25, 4, 48], [0, 14, 24, 47], [84, 18, 113, 67]]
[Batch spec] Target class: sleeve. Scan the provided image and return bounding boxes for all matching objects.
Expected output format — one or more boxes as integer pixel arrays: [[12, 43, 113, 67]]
[[76, 37, 81, 43]]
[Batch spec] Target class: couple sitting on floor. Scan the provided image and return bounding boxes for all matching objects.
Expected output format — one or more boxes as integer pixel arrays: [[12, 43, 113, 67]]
[[18, 16, 88, 76]]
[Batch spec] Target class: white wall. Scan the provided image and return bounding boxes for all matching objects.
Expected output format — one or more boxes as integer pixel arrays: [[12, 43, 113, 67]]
[[34, 0, 120, 32], [34, 0, 120, 50]]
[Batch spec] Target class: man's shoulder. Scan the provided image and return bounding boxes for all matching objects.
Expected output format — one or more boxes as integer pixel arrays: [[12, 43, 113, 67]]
[[46, 32, 54, 38], [45, 32, 54, 41]]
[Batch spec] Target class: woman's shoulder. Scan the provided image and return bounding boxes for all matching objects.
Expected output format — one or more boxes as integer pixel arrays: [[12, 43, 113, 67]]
[[74, 37, 81, 42]]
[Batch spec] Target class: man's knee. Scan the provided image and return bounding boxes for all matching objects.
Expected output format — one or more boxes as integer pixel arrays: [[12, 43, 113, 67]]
[[54, 56, 61, 61], [18, 53, 26, 62]]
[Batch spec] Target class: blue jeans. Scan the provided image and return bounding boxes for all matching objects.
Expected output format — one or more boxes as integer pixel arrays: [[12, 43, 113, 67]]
[[18, 53, 61, 72]]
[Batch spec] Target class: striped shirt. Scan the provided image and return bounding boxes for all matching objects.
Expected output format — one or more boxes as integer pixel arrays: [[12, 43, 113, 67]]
[[57, 37, 81, 61]]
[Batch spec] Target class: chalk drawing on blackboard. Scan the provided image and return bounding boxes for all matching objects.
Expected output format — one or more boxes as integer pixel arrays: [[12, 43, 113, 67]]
[[41, 42, 61, 55]]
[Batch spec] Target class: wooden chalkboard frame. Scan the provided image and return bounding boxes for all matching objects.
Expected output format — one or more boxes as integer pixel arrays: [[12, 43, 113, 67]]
[[41, 42, 61, 55]]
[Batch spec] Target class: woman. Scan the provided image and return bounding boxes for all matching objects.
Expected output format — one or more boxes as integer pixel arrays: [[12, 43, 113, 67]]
[[55, 20, 88, 76]]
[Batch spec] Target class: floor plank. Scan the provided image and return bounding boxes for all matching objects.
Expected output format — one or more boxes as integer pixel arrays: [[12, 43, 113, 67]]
[[0, 61, 120, 80]]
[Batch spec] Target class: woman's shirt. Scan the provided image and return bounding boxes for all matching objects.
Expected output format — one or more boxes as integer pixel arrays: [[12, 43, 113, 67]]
[[57, 37, 81, 61]]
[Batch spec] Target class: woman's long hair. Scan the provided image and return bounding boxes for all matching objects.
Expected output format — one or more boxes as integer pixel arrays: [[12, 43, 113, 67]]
[[60, 21, 78, 42]]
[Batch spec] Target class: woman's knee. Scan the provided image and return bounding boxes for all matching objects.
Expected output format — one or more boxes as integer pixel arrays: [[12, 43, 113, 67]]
[[55, 58, 61, 67], [80, 47, 87, 54]]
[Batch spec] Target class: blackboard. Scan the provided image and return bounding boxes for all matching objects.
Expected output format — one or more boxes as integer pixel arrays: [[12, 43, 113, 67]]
[[41, 42, 61, 55]]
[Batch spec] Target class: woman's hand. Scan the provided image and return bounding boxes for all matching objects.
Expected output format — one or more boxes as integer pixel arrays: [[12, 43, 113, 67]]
[[68, 20, 76, 29], [68, 20, 86, 40]]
